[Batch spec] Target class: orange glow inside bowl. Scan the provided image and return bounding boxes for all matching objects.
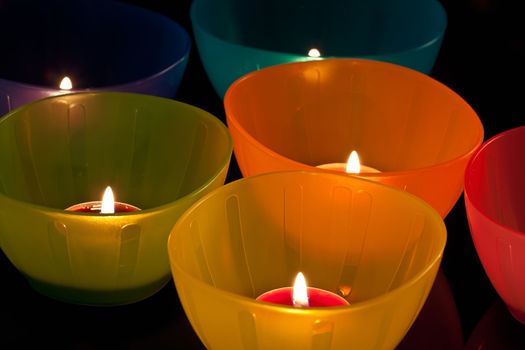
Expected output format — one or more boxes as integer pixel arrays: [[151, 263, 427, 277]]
[[224, 58, 484, 217]]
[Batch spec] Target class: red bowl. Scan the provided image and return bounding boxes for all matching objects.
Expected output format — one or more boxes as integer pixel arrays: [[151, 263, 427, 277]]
[[464, 125, 525, 325], [466, 298, 525, 350]]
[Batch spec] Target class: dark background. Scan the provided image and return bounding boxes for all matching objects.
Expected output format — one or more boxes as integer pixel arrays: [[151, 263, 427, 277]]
[[1, 0, 525, 348]]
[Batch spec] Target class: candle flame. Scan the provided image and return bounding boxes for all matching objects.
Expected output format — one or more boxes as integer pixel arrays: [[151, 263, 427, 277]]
[[101, 186, 115, 214], [308, 48, 321, 58], [346, 150, 361, 173], [59, 76, 73, 90], [292, 272, 309, 307]]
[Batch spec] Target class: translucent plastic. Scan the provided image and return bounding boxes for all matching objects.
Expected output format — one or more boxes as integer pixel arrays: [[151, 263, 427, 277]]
[[0, 0, 191, 116], [225, 59, 484, 218], [464, 126, 525, 324], [466, 299, 525, 350], [191, 0, 447, 98], [0, 92, 232, 306], [397, 270, 463, 350], [168, 171, 446, 350]]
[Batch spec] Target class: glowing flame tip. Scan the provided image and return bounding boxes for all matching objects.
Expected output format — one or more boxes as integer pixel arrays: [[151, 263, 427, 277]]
[[346, 150, 361, 174], [308, 48, 321, 58], [292, 272, 309, 307], [101, 186, 115, 214], [59, 76, 73, 90]]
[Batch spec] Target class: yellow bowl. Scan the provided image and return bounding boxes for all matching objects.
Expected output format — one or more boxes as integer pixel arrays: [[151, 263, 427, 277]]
[[168, 171, 446, 350]]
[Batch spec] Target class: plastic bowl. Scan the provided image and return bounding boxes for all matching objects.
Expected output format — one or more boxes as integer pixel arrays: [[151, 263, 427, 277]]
[[224, 58, 483, 218], [0, 92, 232, 306], [191, 0, 447, 98], [168, 171, 446, 350], [464, 125, 525, 325], [0, 0, 191, 116], [466, 298, 525, 350]]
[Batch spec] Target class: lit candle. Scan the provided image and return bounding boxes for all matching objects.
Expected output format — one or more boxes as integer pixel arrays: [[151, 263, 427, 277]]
[[59, 76, 73, 90], [317, 150, 381, 174], [256, 272, 349, 307], [307, 48, 321, 58], [65, 186, 140, 213]]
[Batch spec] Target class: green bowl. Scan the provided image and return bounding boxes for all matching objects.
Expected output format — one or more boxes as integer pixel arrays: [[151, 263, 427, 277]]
[[0, 92, 232, 306]]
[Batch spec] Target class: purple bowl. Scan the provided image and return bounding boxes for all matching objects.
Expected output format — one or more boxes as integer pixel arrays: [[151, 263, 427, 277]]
[[0, 0, 191, 116]]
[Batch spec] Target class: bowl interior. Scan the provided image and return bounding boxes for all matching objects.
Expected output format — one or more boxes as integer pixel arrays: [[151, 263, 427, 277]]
[[225, 59, 482, 172], [171, 172, 445, 303], [193, 0, 446, 56], [0, 0, 190, 89], [465, 126, 525, 233], [0, 92, 232, 211]]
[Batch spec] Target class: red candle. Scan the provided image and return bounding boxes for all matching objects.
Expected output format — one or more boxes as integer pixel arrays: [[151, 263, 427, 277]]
[[256, 272, 349, 307], [65, 186, 140, 214]]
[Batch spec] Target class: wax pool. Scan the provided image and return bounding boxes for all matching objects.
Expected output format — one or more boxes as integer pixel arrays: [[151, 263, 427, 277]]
[[316, 151, 381, 173], [65, 186, 141, 213], [65, 201, 141, 213], [317, 163, 381, 173], [256, 287, 349, 307]]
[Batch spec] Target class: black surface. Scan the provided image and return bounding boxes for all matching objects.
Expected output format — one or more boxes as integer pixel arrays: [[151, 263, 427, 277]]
[[1, 0, 525, 348]]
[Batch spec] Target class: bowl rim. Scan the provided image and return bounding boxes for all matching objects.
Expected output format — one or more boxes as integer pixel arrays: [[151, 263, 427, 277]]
[[464, 125, 525, 238], [168, 170, 447, 314], [190, 0, 447, 59], [0, 0, 191, 92], [224, 58, 484, 178], [0, 91, 233, 217]]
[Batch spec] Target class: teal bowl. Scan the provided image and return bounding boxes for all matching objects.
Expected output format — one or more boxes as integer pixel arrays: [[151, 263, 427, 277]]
[[191, 0, 447, 98]]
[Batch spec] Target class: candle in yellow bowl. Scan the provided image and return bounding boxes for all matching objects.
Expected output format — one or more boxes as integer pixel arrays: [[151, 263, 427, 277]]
[[169, 171, 446, 350], [256, 272, 350, 307]]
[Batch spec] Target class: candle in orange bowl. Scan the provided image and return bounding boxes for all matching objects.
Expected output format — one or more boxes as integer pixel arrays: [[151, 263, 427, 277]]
[[317, 150, 381, 174], [224, 58, 484, 218], [257, 272, 349, 307], [65, 186, 141, 214]]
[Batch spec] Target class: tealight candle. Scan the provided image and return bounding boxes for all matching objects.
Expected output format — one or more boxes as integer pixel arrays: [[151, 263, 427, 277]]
[[65, 186, 141, 214], [256, 272, 349, 307], [317, 150, 381, 174]]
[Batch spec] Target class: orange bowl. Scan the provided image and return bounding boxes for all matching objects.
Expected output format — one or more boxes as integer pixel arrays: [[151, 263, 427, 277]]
[[224, 58, 484, 217]]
